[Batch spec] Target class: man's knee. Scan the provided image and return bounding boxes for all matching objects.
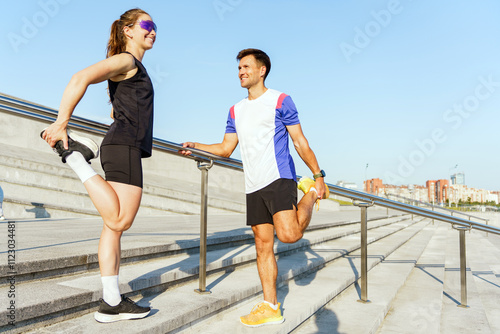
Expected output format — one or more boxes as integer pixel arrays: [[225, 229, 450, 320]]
[[277, 231, 303, 244]]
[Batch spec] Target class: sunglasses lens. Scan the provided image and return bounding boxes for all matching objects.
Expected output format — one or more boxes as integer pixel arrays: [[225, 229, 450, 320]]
[[140, 20, 157, 32]]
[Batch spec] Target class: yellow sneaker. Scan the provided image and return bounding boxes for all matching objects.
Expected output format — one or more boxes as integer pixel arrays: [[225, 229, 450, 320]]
[[297, 177, 330, 210], [297, 177, 316, 195], [240, 302, 284, 327]]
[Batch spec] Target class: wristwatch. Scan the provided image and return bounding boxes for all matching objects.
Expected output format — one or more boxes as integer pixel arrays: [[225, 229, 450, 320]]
[[313, 170, 326, 180]]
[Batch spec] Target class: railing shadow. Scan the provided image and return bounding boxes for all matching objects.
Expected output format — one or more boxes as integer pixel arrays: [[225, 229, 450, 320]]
[[472, 270, 500, 289], [344, 254, 414, 299]]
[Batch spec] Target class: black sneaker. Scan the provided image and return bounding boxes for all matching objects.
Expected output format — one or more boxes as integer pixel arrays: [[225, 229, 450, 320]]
[[40, 129, 99, 163], [94, 295, 151, 323]]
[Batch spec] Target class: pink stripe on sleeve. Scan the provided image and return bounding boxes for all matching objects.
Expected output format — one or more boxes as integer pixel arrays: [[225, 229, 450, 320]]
[[276, 93, 288, 109]]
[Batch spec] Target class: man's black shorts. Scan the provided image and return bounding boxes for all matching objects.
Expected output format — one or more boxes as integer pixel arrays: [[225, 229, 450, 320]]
[[100, 145, 143, 188], [246, 178, 297, 226]]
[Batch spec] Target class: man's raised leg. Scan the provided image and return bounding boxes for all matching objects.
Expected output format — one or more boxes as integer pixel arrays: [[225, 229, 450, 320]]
[[273, 190, 317, 243]]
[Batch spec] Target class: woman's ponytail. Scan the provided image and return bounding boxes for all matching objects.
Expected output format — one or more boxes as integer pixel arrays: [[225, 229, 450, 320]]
[[106, 8, 149, 58]]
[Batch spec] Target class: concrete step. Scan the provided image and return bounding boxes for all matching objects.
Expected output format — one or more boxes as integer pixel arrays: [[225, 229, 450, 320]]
[[3, 197, 100, 219], [1, 179, 98, 214], [1, 213, 411, 333], [460, 231, 500, 333], [1, 178, 235, 219], [374, 223, 447, 333], [440, 228, 493, 333]]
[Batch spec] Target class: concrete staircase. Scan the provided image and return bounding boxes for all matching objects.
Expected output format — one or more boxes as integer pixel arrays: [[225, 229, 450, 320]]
[[4, 210, 499, 334], [1, 209, 416, 333], [5, 211, 499, 333]]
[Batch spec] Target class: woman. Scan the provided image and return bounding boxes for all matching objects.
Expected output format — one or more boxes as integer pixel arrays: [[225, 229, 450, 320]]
[[41, 8, 156, 323]]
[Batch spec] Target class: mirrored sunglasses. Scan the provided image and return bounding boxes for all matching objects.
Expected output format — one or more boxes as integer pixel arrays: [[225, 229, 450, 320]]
[[128, 20, 157, 33]]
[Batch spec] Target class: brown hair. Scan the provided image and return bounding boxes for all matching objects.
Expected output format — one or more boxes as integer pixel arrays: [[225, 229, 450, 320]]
[[236, 48, 271, 80], [106, 8, 150, 58]]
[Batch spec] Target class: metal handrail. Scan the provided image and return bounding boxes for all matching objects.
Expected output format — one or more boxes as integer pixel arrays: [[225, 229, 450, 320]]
[[325, 184, 499, 235], [3, 92, 499, 306], [384, 193, 489, 224]]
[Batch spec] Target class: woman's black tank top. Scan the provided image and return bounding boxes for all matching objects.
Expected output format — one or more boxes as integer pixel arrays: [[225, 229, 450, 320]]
[[102, 52, 154, 158]]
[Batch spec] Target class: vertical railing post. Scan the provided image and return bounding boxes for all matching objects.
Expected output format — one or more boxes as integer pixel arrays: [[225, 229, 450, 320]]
[[194, 160, 213, 295], [353, 200, 373, 303], [454, 225, 470, 308]]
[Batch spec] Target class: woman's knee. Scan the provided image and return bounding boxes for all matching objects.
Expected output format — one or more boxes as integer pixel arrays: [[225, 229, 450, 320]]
[[106, 218, 133, 232]]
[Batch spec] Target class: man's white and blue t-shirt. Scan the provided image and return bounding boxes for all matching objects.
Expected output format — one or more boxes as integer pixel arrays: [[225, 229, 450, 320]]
[[225, 89, 300, 194]]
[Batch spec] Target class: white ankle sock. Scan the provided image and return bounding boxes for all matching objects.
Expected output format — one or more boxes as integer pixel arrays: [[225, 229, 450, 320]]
[[309, 187, 318, 196], [101, 275, 121, 306], [263, 301, 279, 310], [65, 152, 97, 183]]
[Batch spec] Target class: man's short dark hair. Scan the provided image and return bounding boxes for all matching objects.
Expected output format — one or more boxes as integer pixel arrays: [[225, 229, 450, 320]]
[[237, 48, 271, 80]]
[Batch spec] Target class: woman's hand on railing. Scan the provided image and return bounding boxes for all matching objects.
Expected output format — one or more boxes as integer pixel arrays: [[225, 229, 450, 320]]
[[178, 142, 195, 156]]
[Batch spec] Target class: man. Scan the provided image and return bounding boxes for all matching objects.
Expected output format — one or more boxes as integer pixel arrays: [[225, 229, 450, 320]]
[[180, 48, 329, 327]]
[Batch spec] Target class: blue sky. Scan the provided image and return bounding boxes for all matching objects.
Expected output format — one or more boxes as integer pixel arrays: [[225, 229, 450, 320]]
[[2, 0, 500, 191]]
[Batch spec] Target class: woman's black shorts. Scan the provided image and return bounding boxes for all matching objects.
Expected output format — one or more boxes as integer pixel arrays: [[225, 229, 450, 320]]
[[100, 145, 143, 188]]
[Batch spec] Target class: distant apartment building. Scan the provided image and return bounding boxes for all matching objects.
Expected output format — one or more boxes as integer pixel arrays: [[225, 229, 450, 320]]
[[426, 179, 449, 203], [364, 178, 383, 195], [449, 184, 494, 204], [364, 177, 497, 205], [336, 180, 358, 190], [491, 191, 500, 204], [451, 172, 465, 185], [381, 184, 428, 202]]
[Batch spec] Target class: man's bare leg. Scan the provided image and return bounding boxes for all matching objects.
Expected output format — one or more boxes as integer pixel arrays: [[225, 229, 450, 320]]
[[273, 190, 317, 243], [252, 223, 278, 304]]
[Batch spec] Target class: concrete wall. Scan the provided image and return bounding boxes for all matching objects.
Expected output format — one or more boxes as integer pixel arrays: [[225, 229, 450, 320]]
[[0, 108, 246, 218]]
